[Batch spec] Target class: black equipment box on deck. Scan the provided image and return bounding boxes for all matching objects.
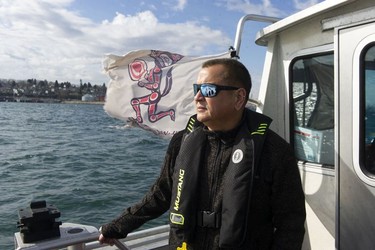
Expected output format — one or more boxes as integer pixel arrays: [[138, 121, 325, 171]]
[[17, 200, 62, 243]]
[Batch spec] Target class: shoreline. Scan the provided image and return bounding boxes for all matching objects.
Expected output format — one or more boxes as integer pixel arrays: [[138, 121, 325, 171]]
[[0, 97, 105, 105], [61, 100, 104, 105]]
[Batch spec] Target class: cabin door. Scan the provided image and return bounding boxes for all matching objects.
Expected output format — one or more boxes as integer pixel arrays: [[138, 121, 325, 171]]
[[337, 20, 375, 249]]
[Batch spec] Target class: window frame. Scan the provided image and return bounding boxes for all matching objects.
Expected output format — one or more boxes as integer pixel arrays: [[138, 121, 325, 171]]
[[359, 42, 375, 176], [353, 35, 375, 186], [289, 51, 335, 168]]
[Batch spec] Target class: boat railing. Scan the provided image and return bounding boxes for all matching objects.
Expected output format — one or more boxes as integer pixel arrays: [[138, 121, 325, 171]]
[[232, 14, 280, 57], [14, 222, 170, 250]]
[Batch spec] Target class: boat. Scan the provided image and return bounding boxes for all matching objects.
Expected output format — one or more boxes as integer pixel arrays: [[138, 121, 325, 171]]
[[14, 0, 375, 249]]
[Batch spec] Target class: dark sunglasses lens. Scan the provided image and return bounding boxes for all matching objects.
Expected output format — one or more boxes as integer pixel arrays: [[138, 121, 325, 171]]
[[201, 85, 217, 97], [193, 84, 218, 97], [193, 84, 200, 95]]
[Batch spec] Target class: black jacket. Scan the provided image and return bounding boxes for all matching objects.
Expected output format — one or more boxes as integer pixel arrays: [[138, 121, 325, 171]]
[[101, 113, 306, 250]]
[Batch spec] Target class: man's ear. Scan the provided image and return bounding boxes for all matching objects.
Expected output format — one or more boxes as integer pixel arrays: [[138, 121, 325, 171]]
[[234, 88, 247, 110]]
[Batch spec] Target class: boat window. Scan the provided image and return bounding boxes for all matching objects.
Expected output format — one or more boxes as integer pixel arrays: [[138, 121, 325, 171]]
[[290, 53, 334, 166], [361, 44, 375, 174]]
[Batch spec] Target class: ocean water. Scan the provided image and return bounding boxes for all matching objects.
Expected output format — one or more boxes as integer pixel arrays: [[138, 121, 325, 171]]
[[0, 102, 170, 249]]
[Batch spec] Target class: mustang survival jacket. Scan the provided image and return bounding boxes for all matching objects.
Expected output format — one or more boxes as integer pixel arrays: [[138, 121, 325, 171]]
[[169, 109, 272, 248]]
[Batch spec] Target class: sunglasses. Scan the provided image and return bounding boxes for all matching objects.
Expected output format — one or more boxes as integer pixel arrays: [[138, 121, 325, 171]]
[[193, 83, 239, 97]]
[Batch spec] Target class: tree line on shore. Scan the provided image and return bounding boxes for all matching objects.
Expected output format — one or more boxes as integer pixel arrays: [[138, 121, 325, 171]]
[[0, 78, 106, 101]]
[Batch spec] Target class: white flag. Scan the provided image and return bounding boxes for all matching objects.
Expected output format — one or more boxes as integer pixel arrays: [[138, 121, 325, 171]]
[[103, 50, 231, 137]]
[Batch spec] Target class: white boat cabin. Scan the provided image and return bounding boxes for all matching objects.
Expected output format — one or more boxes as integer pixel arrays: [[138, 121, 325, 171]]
[[242, 0, 375, 249]]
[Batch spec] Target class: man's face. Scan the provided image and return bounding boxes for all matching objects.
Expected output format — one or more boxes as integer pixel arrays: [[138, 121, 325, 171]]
[[194, 65, 239, 131]]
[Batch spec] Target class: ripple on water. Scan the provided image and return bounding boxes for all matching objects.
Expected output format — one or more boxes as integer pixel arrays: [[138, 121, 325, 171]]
[[0, 103, 170, 248]]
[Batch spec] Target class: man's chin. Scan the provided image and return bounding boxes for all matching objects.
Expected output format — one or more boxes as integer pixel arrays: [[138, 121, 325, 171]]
[[196, 114, 210, 123]]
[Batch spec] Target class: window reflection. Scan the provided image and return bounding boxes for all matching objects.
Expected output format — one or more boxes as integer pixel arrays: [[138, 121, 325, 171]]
[[363, 45, 375, 173], [290, 53, 334, 166]]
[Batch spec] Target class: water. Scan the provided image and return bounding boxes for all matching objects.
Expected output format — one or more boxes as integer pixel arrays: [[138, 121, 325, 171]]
[[0, 102, 170, 249]]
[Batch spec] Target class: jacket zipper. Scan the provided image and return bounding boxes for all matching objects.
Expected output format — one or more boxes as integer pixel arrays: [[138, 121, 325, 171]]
[[209, 137, 222, 208], [203, 137, 222, 249]]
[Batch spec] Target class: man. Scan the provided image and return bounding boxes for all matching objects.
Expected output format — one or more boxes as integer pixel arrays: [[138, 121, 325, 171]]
[[99, 58, 306, 249]]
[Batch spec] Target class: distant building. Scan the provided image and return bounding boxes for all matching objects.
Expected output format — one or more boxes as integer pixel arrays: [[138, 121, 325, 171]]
[[97, 95, 105, 102], [81, 94, 95, 102]]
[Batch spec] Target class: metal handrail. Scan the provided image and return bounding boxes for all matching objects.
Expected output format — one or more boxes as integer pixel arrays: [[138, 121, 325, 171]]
[[15, 223, 170, 250], [233, 14, 280, 57], [14, 223, 130, 250]]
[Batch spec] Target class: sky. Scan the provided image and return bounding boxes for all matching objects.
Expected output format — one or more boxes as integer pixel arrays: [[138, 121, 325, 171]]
[[0, 0, 323, 97]]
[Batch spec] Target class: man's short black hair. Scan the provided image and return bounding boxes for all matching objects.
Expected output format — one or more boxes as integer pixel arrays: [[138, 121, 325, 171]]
[[202, 58, 252, 99]]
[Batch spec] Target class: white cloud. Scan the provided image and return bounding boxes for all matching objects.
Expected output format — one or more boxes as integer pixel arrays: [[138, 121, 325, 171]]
[[98, 11, 231, 53], [217, 0, 286, 17], [161, 0, 187, 11], [293, 0, 322, 10], [174, 0, 187, 11], [217, 0, 323, 17], [0, 0, 230, 84]]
